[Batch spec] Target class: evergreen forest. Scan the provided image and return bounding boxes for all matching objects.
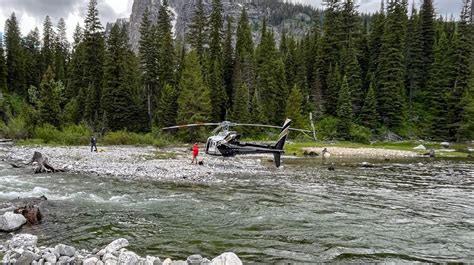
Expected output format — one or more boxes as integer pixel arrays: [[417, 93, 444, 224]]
[[0, 0, 473, 143]]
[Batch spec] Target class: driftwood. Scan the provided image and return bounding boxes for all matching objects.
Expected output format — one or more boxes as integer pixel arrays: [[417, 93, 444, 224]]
[[26, 151, 65, 174]]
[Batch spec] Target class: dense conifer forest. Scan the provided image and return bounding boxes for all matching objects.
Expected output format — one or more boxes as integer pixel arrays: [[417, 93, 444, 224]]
[[0, 0, 473, 143]]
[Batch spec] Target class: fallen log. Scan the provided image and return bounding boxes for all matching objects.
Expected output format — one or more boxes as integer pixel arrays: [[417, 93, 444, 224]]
[[27, 151, 66, 174]]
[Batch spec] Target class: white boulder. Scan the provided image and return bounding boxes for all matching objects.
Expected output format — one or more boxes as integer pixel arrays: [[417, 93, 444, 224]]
[[104, 238, 129, 253], [8, 234, 38, 249], [211, 252, 242, 265], [413, 144, 426, 150], [0, 212, 27, 232], [83, 257, 99, 265], [54, 244, 76, 257], [118, 250, 139, 265]]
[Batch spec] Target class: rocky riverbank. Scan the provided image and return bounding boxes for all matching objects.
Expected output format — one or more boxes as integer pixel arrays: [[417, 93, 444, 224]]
[[0, 234, 242, 265], [1, 145, 274, 183], [302, 147, 418, 158]]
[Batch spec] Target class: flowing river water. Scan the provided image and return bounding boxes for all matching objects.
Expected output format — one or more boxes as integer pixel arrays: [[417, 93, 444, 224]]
[[0, 157, 473, 263]]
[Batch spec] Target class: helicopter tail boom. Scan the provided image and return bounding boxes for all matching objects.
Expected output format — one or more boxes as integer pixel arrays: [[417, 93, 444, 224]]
[[274, 119, 292, 150]]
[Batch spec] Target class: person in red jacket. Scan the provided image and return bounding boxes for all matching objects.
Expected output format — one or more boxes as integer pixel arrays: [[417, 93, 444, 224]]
[[192, 143, 199, 164]]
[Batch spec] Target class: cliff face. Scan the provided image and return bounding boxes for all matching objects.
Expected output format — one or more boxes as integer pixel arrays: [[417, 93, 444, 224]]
[[121, 0, 317, 52]]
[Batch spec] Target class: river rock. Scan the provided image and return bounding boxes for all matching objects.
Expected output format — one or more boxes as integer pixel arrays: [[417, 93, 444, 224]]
[[16, 250, 35, 265], [162, 258, 172, 265], [102, 252, 118, 261], [211, 252, 242, 265], [440, 142, 450, 148], [55, 244, 76, 257], [83, 256, 99, 265], [0, 212, 27, 231], [105, 238, 129, 253], [171, 261, 187, 265], [187, 254, 203, 265], [58, 255, 71, 264], [118, 250, 139, 265], [43, 252, 57, 263], [413, 144, 426, 150], [104, 259, 118, 265], [145, 255, 161, 265], [8, 234, 38, 249]]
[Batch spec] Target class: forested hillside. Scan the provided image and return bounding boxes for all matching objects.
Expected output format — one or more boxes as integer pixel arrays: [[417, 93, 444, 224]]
[[0, 0, 473, 142]]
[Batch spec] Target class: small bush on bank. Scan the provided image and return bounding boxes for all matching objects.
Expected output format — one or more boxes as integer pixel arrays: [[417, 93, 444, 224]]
[[315, 116, 339, 140], [103, 131, 158, 146], [0, 117, 30, 139], [30, 124, 92, 145], [350, 125, 372, 144]]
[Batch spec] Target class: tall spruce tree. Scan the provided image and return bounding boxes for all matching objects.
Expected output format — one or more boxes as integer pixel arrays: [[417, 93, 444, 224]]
[[344, 44, 363, 115], [359, 76, 379, 130], [405, 4, 424, 112], [156, 83, 178, 128], [177, 51, 211, 124], [5, 12, 26, 96], [325, 63, 341, 116], [285, 85, 306, 129], [376, 0, 407, 130], [38, 66, 62, 127], [419, 0, 435, 88], [41, 15, 55, 74], [336, 75, 353, 139], [155, 0, 175, 91], [230, 83, 250, 123], [187, 0, 207, 63], [223, 16, 235, 105], [101, 24, 136, 131], [368, 1, 385, 78], [209, 0, 224, 61], [23, 28, 42, 90], [54, 18, 69, 84], [83, 0, 105, 124], [138, 8, 158, 127], [233, 7, 254, 104]]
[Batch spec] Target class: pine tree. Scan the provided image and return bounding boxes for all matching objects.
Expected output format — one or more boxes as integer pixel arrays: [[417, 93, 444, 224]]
[[324, 64, 341, 116], [285, 85, 306, 129], [376, 0, 407, 130], [209, 59, 228, 121], [368, 2, 385, 78], [426, 31, 451, 139], [187, 0, 207, 63], [54, 18, 69, 84], [177, 51, 211, 124], [223, 16, 235, 105], [65, 24, 85, 101], [41, 15, 55, 74], [336, 76, 353, 139], [23, 28, 42, 90], [0, 37, 6, 92], [102, 24, 141, 132], [344, 44, 363, 115], [405, 4, 424, 112], [230, 83, 250, 123], [359, 77, 379, 130], [209, 0, 224, 61], [233, 7, 254, 102], [38, 66, 62, 127], [458, 81, 474, 140], [5, 12, 26, 96], [419, 0, 435, 87], [155, 0, 175, 91], [83, 0, 105, 123], [156, 83, 178, 128], [138, 8, 158, 127]]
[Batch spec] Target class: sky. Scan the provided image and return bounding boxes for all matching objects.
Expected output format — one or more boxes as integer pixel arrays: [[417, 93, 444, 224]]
[[0, 0, 465, 42]]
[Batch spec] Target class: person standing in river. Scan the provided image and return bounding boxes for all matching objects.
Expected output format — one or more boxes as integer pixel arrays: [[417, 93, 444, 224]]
[[192, 143, 199, 164], [90, 136, 97, 152]]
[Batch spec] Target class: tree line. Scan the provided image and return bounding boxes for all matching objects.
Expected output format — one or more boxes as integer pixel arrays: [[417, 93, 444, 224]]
[[0, 0, 473, 142]]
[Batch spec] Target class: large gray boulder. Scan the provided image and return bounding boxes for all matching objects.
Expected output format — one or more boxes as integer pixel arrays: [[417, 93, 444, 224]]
[[8, 234, 38, 249], [83, 256, 99, 265], [0, 212, 27, 232], [15, 251, 35, 265], [104, 238, 129, 253], [211, 252, 242, 265], [54, 244, 76, 257], [187, 254, 203, 265], [118, 250, 140, 265]]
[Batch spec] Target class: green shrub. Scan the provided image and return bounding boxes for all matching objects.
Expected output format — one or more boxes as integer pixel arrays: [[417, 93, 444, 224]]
[[61, 124, 93, 145], [316, 116, 339, 140], [0, 117, 30, 139], [350, 125, 372, 144], [102, 131, 156, 146], [33, 124, 61, 143]]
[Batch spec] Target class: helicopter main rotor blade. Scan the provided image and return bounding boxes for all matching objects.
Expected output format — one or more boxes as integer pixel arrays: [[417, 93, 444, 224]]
[[232, 123, 312, 133], [162, 123, 221, 130]]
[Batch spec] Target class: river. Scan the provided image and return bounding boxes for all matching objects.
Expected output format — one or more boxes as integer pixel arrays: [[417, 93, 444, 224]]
[[0, 158, 473, 263]]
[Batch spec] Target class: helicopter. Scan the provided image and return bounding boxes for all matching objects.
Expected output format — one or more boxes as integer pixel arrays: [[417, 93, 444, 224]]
[[162, 119, 311, 167]]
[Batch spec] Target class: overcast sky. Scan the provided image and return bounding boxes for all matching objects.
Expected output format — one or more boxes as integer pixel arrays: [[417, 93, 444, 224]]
[[0, 0, 465, 41]]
